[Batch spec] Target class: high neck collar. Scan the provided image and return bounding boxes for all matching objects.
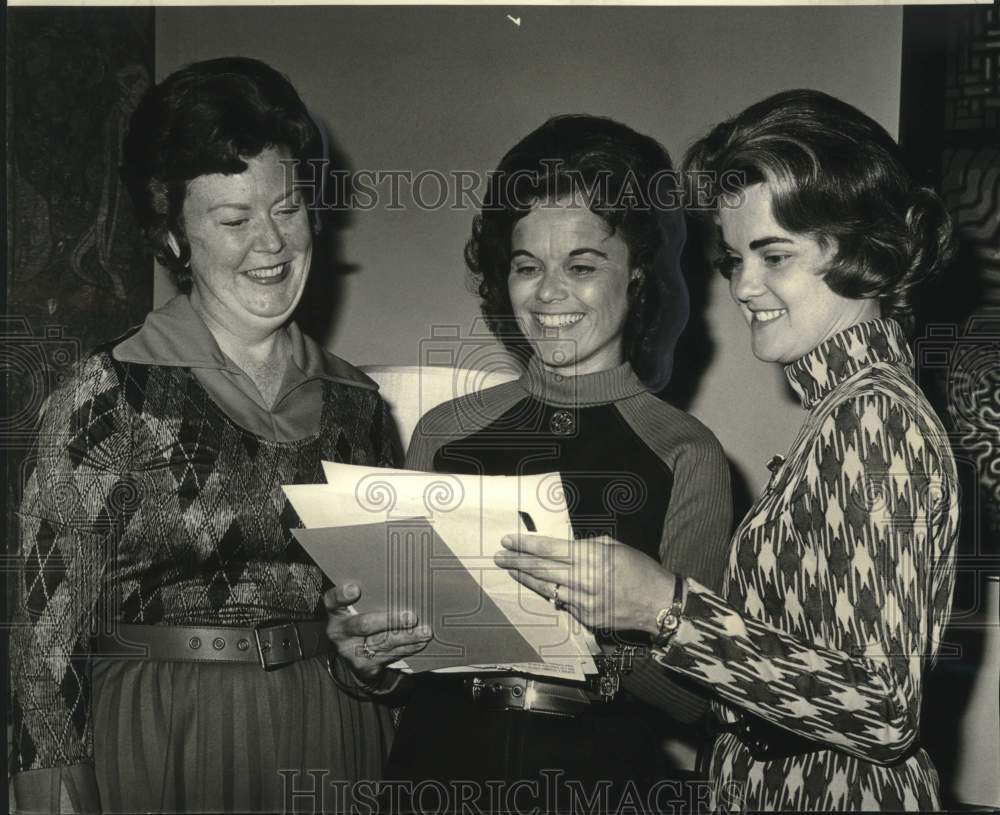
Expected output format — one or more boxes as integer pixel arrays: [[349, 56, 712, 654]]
[[784, 319, 912, 409], [518, 357, 649, 407]]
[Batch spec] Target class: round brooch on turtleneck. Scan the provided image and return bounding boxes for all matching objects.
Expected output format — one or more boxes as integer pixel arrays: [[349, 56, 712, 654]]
[[549, 410, 576, 436]]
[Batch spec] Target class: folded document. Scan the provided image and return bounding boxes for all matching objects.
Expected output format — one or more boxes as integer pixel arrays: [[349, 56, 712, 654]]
[[283, 462, 599, 679]]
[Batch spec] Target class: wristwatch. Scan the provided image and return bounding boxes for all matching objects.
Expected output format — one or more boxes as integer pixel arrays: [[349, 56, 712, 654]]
[[652, 574, 685, 648]]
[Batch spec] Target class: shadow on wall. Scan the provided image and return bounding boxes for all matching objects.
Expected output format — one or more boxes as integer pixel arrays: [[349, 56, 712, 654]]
[[662, 215, 755, 524], [293, 117, 358, 345], [661, 215, 716, 414]]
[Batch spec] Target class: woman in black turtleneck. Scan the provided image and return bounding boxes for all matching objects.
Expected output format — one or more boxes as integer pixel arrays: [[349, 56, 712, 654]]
[[343, 115, 733, 811]]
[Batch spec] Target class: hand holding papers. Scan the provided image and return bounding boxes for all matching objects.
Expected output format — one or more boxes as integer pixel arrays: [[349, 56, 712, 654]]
[[283, 463, 599, 679], [322, 581, 433, 684]]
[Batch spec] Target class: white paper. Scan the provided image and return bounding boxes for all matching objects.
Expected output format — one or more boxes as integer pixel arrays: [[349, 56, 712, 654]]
[[284, 462, 599, 677]]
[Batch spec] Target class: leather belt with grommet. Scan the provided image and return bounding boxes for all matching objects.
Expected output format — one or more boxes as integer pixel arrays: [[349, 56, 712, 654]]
[[93, 620, 334, 671]]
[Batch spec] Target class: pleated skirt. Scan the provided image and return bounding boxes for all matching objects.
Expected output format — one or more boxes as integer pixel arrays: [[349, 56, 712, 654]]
[[92, 656, 394, 814]]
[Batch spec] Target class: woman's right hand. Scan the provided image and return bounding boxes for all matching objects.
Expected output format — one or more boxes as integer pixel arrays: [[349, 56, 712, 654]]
[[323, 583, 432, 682]]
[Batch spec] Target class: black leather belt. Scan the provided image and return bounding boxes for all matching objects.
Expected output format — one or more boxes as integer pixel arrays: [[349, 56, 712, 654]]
[[716, 712, 922, 763], [716, 713, 824, 761], [94, 620, 334, 671]]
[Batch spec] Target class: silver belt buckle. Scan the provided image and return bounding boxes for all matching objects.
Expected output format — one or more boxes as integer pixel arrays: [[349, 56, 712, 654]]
[[523, 679, 588, 717], [466, 676, 528, 710], [253, 621, 304, 671]]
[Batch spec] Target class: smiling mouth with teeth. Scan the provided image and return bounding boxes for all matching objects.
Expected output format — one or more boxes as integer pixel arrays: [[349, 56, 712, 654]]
[[244, 262, 289, 281], [752, 309, 787, 324], [533, 313, 585, 328]]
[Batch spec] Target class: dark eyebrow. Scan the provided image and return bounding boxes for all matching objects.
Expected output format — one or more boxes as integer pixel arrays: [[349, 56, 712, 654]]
[[510, 250, 538, 261], [510, 247, 610, 262], [748, 237, 794, 251]]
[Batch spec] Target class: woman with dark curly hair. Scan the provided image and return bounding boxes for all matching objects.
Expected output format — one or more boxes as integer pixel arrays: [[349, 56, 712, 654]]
[[330, 114, 734, 809], [497, 90, 960, 812], [10, 57, 428, 813], [465, 117, 692, 391]]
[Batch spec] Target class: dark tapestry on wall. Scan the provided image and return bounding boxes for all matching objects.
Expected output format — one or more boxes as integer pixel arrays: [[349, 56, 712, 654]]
[[4, 8, 154, 487], [3, 7, 156, 672], [936, 5, 1000, 543], [901, 3, 1000, 810], [902, 2, 1000, 564]]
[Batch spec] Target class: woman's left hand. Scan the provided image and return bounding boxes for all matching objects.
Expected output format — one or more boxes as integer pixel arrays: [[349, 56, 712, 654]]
[[494, 533, 677, 634], [323, 583, 432, 683]]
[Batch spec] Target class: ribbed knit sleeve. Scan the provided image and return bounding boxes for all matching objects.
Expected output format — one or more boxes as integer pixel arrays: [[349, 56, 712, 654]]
[[615, 393, 733, 722], [403, 412, 439, 472], [404, 382, 526, 471]]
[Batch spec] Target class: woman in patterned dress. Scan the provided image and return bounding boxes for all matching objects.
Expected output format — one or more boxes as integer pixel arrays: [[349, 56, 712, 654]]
[[496, 89, 959, 812], [9, 57, 429, 813]]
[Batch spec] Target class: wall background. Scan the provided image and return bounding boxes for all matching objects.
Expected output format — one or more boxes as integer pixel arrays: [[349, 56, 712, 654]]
[[156, 5, 904, 501]]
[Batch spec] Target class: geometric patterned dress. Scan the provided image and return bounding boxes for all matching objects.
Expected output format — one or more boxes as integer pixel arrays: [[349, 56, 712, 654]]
[[652, 319, 960, 812], [10, 328, 400, 812]]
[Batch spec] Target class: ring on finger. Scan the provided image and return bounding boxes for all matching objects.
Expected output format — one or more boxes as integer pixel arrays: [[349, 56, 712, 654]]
[[361, 638, 377, 659], [553, 583, 569, 612]]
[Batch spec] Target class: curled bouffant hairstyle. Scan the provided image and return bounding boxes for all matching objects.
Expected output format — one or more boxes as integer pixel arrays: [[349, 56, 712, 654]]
[[684, 89, 954, 336], [120, 57, 322, 293], [466, 114, 688, 390]]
